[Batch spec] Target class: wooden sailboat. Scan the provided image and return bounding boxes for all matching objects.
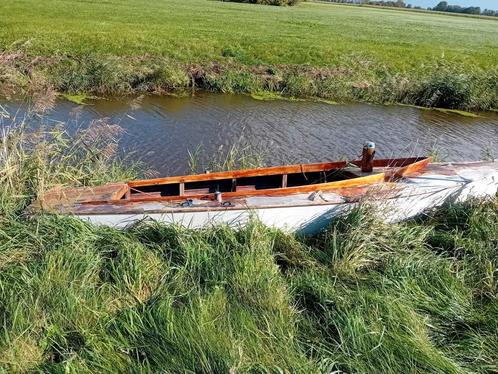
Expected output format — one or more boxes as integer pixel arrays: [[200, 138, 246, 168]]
[[30, 144, 498, 234]]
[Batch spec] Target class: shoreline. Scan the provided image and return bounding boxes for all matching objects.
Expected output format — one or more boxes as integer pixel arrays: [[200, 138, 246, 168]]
[[1, 53, 497, 112]]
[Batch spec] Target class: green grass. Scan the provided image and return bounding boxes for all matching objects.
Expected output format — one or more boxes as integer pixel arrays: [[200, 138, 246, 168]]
[[1, 118, 498, 372], [0, 0, 497, 109]]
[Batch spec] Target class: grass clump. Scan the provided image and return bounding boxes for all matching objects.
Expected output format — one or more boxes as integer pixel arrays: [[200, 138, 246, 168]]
[[0, 118, 498, 372]]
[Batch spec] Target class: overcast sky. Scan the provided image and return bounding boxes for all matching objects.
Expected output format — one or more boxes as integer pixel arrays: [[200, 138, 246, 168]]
[[407, 0, 497, 8]]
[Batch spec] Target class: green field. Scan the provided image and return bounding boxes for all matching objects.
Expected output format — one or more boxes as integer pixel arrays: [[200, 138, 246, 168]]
[[0, 0, 497, 109], [1, 123, 498, 372], [1, 0, 496, 66]]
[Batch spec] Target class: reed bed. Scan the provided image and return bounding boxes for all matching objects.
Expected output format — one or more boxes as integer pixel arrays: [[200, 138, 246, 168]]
[[0, 121, 497, 372]]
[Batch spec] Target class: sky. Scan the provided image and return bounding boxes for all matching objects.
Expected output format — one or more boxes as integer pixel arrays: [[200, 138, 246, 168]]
[[407, 0, 497, 9]]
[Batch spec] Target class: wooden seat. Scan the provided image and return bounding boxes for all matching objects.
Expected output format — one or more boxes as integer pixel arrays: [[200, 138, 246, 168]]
[[184, 188, 210, 196], [130, 191, 162, 200], [236, 185, 256, 192]]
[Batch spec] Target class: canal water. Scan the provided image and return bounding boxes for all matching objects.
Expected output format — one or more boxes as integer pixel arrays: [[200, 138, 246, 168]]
[[1, 93, 497, 175]]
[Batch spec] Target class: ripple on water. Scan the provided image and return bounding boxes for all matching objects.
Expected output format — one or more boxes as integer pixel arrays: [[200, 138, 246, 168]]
[[1, 94, 496, 175]]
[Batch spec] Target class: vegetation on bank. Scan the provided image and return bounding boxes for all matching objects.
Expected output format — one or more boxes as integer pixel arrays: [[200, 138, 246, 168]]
[[0, 0, 497, 110], [0, 119, 497, 372]]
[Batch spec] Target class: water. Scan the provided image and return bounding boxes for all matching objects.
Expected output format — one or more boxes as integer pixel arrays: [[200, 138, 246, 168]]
[[1, 93, 497, 175]]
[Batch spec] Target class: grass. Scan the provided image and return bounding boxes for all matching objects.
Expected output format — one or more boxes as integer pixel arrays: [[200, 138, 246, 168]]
[[0, 0, 497, 110], [0, 117, 497, 372]]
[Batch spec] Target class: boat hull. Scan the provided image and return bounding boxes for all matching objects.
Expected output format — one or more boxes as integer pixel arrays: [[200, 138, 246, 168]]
[[74, 161, 498, 234], [33, 161, 498, 235]]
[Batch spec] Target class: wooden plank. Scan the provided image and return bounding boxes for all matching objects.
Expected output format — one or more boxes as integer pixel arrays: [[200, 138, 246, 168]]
[[348, 158, 430, 180], [130, 192, 162, 200], [236, 185, 256, 192], [351, 157, 427, 168], [184, 188, 210, 196], [111, 184, 129, 200], [35, 183, 129, 210]]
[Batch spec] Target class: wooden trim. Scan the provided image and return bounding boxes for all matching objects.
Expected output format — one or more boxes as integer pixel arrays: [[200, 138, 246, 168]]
[[392, 157, 432, 178], [128, 161, 349, 187], [352, 157, 427, 168], [128, 158, 427, 188]]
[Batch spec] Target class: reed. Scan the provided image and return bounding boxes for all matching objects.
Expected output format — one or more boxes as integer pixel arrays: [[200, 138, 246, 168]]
[[0, 120, 136, 216], [0, 117, 497, 372], [188, 141, 266, 174]]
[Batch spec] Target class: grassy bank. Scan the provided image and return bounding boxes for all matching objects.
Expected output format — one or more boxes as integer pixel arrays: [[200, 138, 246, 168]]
[[0, 0, 497, 110], [1, 122, 498, 372]]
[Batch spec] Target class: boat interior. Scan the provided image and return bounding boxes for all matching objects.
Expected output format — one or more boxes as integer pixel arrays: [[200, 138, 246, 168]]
[[31, 157, 430, 212], [122, 157, 429, 202]]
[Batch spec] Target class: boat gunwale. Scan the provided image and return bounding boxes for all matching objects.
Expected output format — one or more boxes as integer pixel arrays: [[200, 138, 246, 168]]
[[69, 185, 401, 215], [66, 182, 449, 216], [69, 199, 354, 216], [78, 157, 430, 205], [128, 157, 428, 187], [84, 172, 386, 205], [32, 157, 430, 212], [29, 159, 498, 221]]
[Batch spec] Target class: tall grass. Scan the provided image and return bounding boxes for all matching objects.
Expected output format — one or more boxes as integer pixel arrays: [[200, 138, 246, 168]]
[[0, 120, 136, 216], [0, 117, 497, 372]]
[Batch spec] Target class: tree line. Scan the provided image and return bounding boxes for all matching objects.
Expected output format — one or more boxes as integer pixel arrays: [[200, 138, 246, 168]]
[[318, 0, 498, 16], [432, 1, 495, 16], [221, 0, 301, 5]]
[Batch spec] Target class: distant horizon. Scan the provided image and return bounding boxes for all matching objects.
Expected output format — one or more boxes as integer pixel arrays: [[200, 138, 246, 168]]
[[407, 0, 497, 9]]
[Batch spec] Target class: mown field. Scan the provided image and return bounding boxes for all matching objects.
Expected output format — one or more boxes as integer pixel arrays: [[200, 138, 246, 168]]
[[0, 119, 497, 372], [0, 0, 497, 109]]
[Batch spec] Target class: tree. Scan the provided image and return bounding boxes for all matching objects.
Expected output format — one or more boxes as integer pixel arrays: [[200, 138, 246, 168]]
[[434, 1, 448, 11]]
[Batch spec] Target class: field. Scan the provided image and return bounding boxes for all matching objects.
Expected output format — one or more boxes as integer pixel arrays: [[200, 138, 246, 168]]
[[0, 0, 497, 109], [0, 119, 497, 372]]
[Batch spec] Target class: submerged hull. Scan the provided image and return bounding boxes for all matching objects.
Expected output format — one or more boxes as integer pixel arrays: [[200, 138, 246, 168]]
[[32, 161, 498, 235]]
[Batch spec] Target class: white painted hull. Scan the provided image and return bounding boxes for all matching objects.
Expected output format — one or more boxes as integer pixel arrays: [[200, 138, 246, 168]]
[[76, 161, 498, 235], [78, 204, 349, 235]]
